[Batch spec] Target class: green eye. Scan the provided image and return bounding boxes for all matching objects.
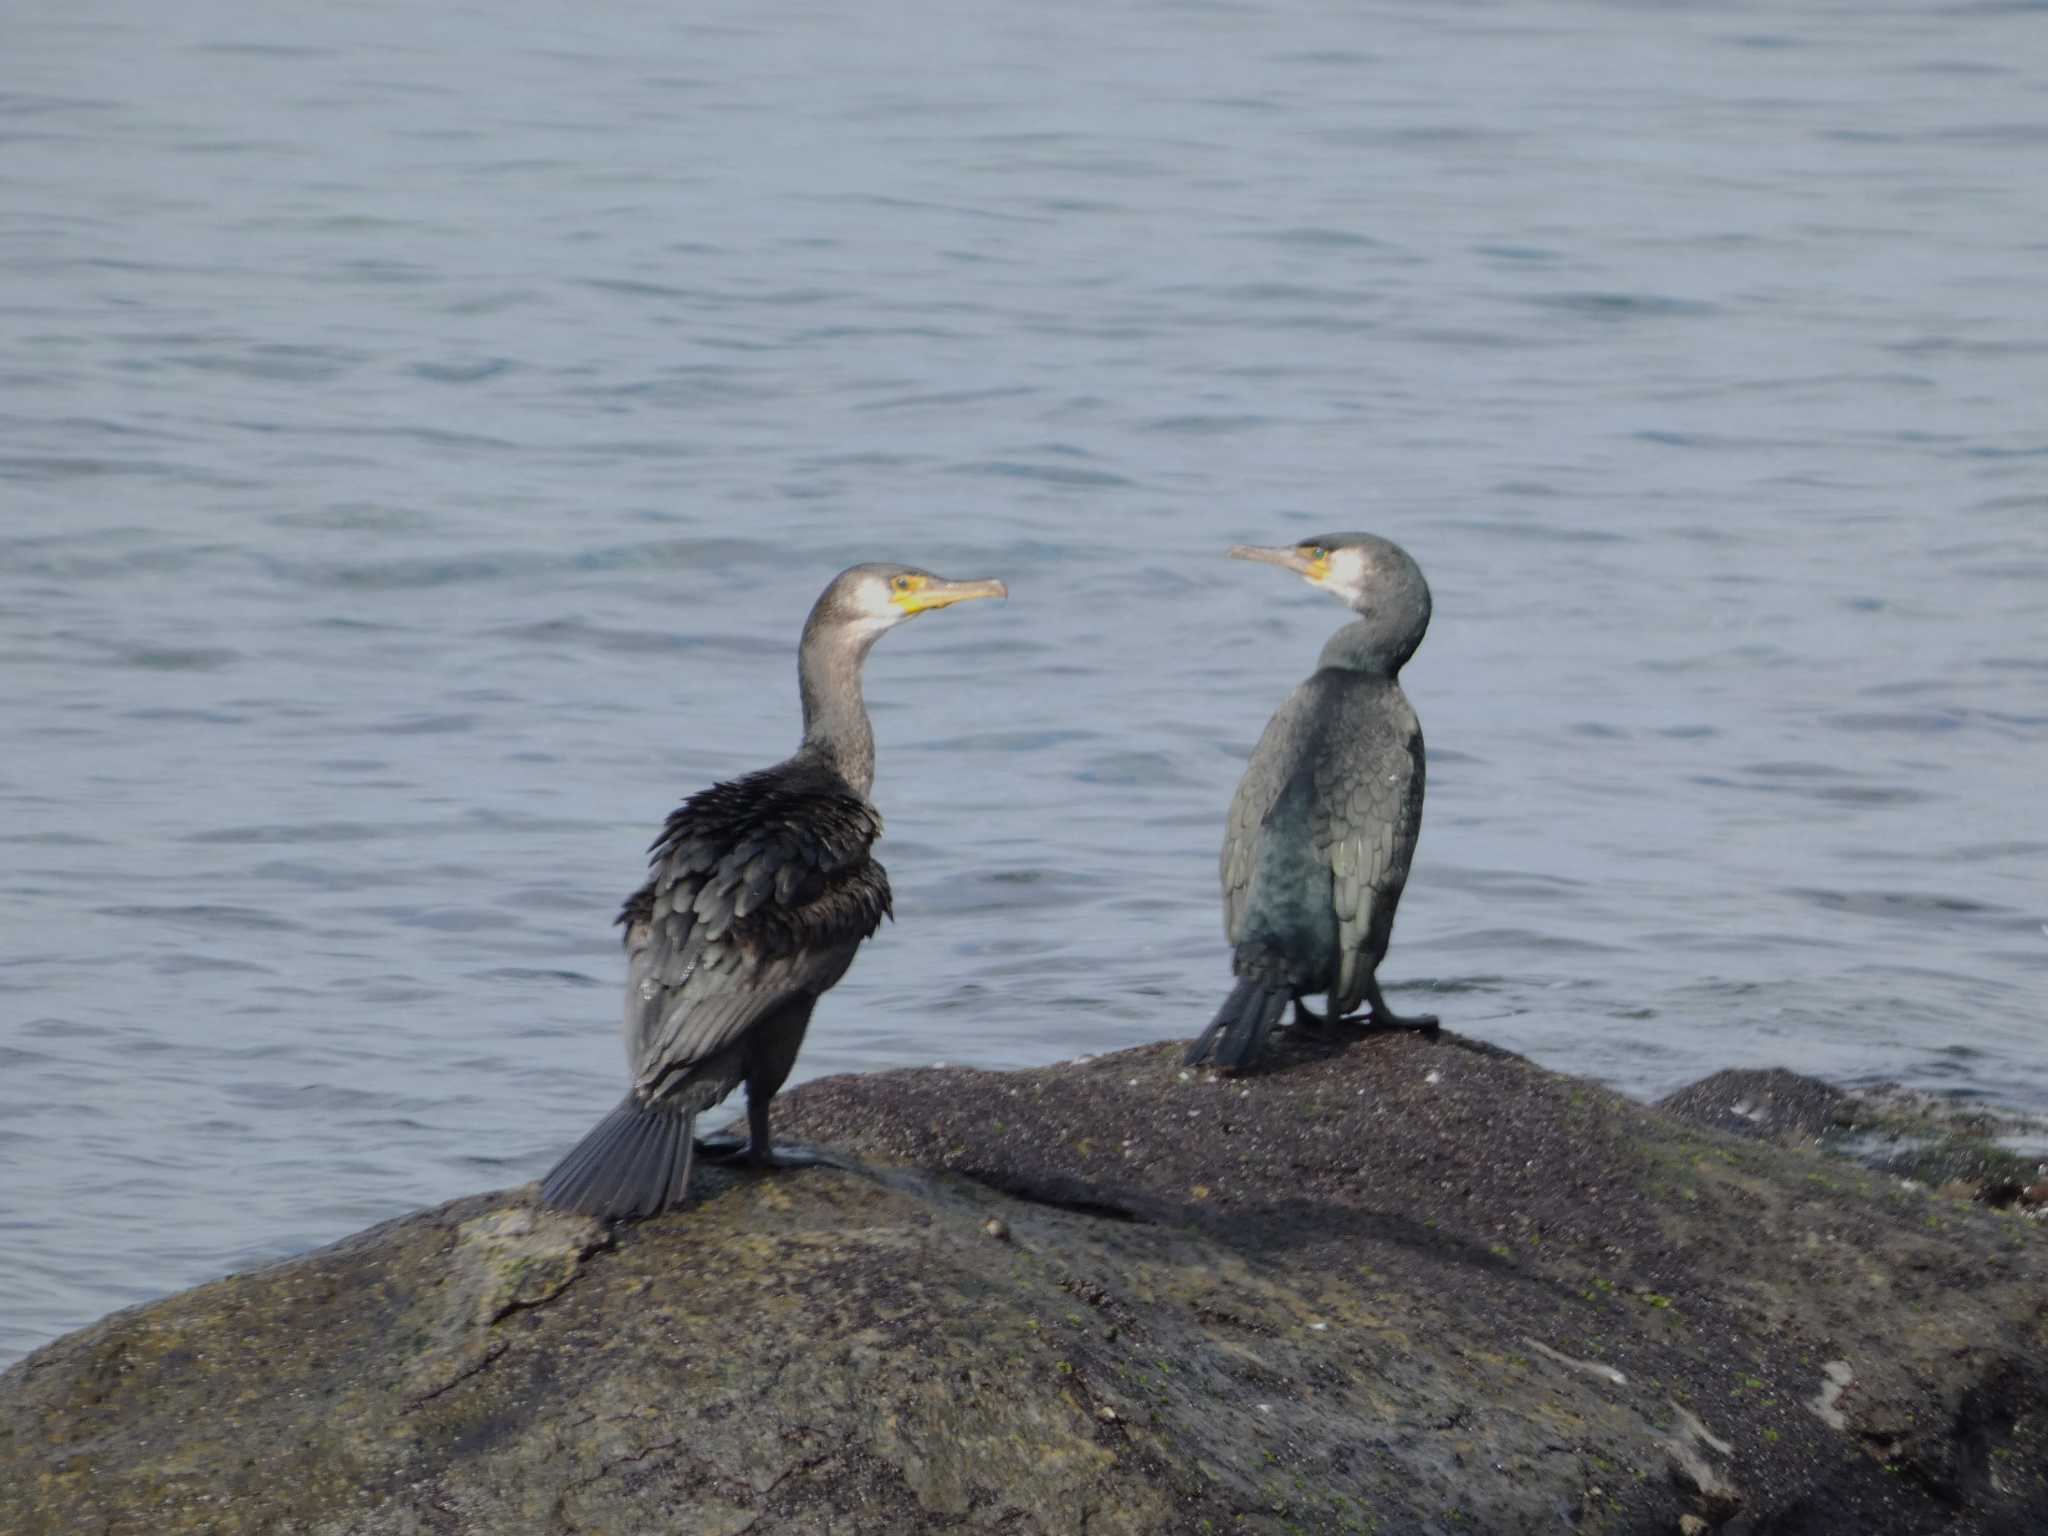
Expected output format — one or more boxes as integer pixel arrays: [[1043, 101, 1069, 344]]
[[1307, 545, 1329, 561], [892, 575, 912, 592]]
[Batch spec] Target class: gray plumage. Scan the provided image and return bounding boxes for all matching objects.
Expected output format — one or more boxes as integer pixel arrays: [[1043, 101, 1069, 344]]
[[1187, 533, 1436, 1070], [541, 562, 1005, 1220]]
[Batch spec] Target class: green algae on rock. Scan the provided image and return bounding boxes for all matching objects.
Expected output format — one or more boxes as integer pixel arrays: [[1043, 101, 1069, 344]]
[[3, 1033, 2044, 1535]]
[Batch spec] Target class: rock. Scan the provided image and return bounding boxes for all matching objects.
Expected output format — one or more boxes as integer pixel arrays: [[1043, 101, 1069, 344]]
[[1680, 1516, 1710, 1536], [1663, 1403, 1740, 1520], [1663, 1069, 2048, 1209], [4, 1031, 2046, 1535], [402, 1203, 610, 1402], [1811, 1359, 1856, 1431], [1658, 1066, 1848, 1142]]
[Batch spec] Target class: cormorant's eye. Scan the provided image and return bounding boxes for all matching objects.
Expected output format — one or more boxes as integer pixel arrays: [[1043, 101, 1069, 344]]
[[1307, 545, 1330, 562], [892, 575, 912, 592]]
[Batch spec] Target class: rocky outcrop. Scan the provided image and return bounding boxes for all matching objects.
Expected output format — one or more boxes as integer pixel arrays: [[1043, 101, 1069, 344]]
[[1662, 1068, 2048, 1211], [3, 1032, 2044, 1535]]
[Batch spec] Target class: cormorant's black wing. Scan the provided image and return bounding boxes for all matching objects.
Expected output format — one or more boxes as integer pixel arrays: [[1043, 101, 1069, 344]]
[[620, 762, 891, 1104], [1320, 683, 1424, 1010], [1221, 683, 1320, 945]]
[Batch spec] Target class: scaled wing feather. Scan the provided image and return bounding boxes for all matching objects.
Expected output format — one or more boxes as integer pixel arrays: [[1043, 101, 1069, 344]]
[[619, 762, 891, 1105]]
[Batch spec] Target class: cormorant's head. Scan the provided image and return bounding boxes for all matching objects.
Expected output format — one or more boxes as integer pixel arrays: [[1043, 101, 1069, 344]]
[[1228, 533, 1431, 668], [1229, 533, 1425, 611], [808, 562, 1008, 647]]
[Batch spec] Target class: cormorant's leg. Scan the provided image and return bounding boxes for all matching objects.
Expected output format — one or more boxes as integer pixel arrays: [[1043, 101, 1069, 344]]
[[1359, 976, 1439, 1034], [697, 998, 855, 1170], [741, 1092, 839, 1170], [696, 1094, 852, 1170], [1301, 993, 1374, 1029]]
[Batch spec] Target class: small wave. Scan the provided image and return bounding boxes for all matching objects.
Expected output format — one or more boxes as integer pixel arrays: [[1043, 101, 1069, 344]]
[[183, 821, 389, 846], [279, 534, 784, 591], [857, 385, 1036, 414], [1693, 772, 1931, 806], [1430, 866, 1589, 897], [467, 967, 604, 987], [110, 646, 240, 673], [1075, 750, 1195, 788], [154, 953, 275, 976], [948, 459, 1136, 488], [1791, 888, 2011, 925], [121, 706, 250, 724], [1524, 291, 1719, 319], [1247, 226, 1387, 250], [1140, 414, 1272, 436], [170, 344, 364, 383], [1429, 926, 1626, 955], [907, 728, 1099, 753], [97, 903, 302, 934], [1436, 517, 1624, 545], [407, 357, 517, 384], [0, 454, 237, 486]]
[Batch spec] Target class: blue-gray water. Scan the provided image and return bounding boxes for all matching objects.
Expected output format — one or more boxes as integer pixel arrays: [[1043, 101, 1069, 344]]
[[4, 0, 2045, 1367]]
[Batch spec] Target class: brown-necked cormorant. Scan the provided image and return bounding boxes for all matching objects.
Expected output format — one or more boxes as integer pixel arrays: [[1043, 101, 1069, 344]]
[[541, 562, 1007, 1219], [1185, 533, 1437, 1071]]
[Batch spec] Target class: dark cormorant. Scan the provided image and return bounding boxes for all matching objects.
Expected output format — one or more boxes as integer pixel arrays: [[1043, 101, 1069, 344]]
[[540, 562, 1007, 1219], [1185, 533, 1437, 1071]]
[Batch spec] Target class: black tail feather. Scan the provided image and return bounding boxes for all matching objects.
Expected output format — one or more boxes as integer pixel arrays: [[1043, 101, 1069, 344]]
[[1184, 974, 1292, 1070], [540, 1095, 696, 1220]]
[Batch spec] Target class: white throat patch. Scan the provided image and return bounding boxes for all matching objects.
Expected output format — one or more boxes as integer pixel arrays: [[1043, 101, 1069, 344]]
[[1321, 545, 1371, 598]]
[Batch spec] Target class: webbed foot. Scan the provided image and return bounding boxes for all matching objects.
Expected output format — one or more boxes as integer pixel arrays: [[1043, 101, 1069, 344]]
[[1360, 1010, 1440, 1035], [1295, 996, 1438, 1035], [746, 1140, 848, 1171], [1360, 980, 1439, 1035], [693, 1129, 749, 1161], [693, 1132, 853, 1171]]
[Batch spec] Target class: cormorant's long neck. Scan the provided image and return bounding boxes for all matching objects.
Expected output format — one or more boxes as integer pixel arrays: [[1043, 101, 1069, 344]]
[[1317, 617, 1416, 679], [797, 623, 877, 797]]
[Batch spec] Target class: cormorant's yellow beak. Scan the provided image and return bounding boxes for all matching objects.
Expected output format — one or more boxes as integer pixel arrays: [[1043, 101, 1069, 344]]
[[1228, 544, 1332, 584], [891, 575, 1008, 615]]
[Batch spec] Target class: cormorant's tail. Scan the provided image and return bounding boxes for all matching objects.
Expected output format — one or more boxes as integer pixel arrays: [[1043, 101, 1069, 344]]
[[1184, 970, 1291, 1070], [539, 1095, 695, 1221]]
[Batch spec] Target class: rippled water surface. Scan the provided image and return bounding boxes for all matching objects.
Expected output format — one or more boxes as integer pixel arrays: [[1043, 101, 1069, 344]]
[[4, 0, 2046, 1364]]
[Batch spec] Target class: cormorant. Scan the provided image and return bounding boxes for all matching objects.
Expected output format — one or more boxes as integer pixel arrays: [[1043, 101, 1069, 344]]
[[1185, 533, 1437, 1071], [540, 562, 1007, 1219]]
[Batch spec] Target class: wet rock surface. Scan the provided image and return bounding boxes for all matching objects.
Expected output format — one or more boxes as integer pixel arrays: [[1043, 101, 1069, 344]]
[[1662, 1068, 2048, 1212], [4, 1032, 2045, 1535], [1656, 1067, 1853, 1144]]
